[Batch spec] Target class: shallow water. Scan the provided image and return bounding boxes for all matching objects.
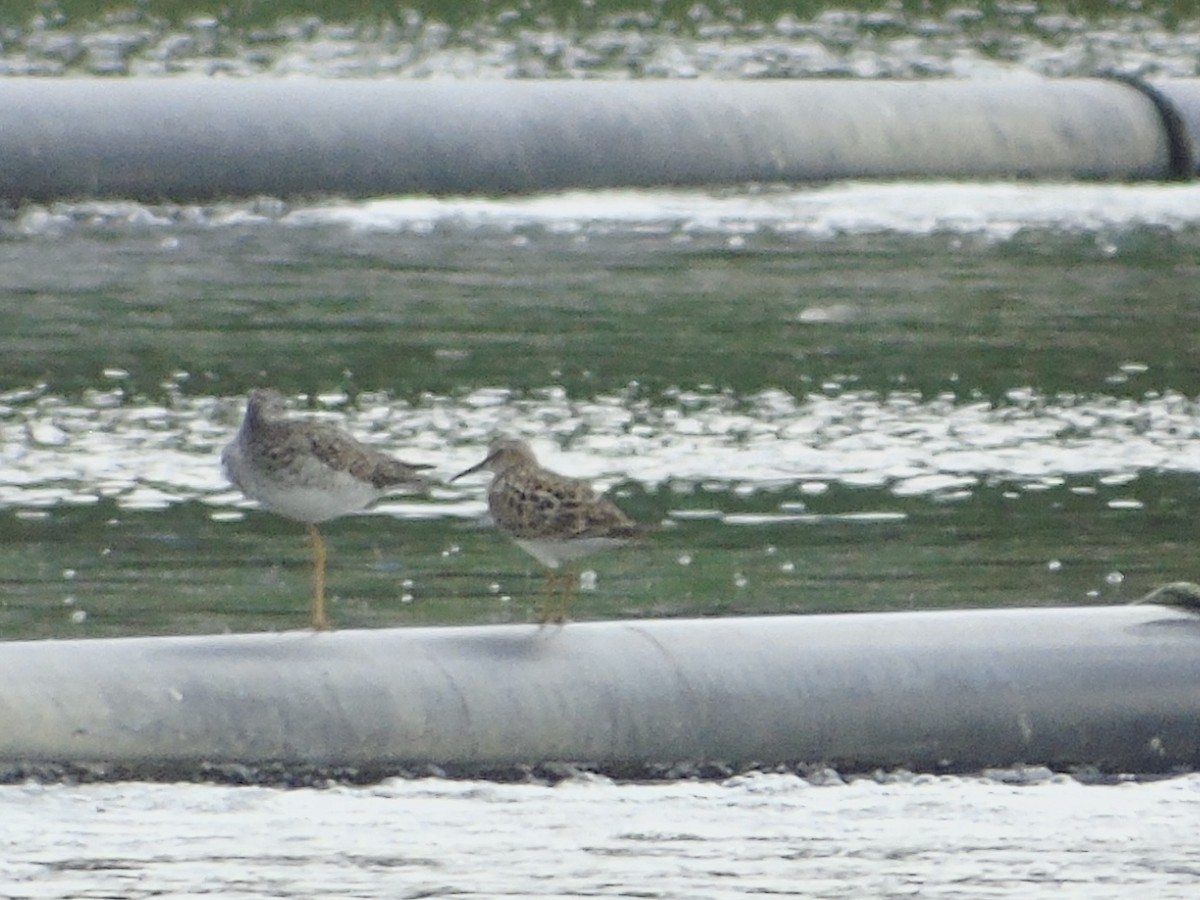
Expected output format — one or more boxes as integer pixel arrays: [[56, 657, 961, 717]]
[[2, 771, 1199, 899], [2, 182, 1199, 637]]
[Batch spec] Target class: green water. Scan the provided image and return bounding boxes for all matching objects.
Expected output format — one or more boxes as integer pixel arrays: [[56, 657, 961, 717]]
[[2, 211, 1196, 639], [3, 0, 1200, 78], [0, 0, 1198, 640], [3, 478, 1188, 640], [6, 224, 1199, 401]]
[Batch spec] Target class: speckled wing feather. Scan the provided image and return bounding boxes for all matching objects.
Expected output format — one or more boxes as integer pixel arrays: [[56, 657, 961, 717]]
[[271, 419, 430, 489], [490, 465, 636, 541]]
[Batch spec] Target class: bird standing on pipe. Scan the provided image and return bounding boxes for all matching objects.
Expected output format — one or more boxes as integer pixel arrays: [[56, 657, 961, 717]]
[[222, 388, 431, 630], [452, 437, 638, 624]]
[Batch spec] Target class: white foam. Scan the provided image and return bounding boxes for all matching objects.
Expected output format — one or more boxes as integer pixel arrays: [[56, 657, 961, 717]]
[[17, 182, 1200, 243], [283, 182, 1200, 241]]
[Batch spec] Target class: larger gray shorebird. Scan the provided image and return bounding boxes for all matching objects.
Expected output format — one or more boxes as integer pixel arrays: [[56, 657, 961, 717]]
[[222, 388, 431, 630], [451, 437, 638, 623]]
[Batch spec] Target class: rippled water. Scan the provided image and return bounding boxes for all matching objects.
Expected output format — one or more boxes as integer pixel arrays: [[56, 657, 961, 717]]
[[2, 181, 1199, 639], [4, 0, 1200, 79], [3, 770, 1199, 899], [3, 382, 1198, 506]]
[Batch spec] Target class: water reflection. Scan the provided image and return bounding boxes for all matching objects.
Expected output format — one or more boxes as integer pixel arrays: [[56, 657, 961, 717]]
[[2, 385, 1196, 510]]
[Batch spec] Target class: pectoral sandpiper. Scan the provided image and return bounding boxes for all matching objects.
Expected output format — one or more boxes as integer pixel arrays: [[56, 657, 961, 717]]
[[451, 437, 637, 623], [222, 388, 431, 630]]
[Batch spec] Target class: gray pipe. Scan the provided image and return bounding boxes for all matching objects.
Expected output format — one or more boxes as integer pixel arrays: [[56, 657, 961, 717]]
[[1146, 79, 1200, 174], [0, 77, 1186, 201], [1, 605, 1198, 776]]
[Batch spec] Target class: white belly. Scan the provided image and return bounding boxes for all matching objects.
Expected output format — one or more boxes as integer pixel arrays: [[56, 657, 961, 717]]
[[515, 537, 626, 568], [223, 442, 383, 523]]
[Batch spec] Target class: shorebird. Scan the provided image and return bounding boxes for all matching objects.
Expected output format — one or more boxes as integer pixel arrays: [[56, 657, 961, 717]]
[[222, 388, 431, 630], [451, 437, 637, 623]]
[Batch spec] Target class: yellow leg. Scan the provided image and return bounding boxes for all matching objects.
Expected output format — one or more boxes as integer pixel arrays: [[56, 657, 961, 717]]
[[308, 523, 331, 631], [555, 565, 577, 625], [537, 569, 559, 625], [535, 567, 575, 626]]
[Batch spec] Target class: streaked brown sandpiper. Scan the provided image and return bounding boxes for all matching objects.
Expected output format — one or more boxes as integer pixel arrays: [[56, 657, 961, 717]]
[[451, 436, 637, 624]]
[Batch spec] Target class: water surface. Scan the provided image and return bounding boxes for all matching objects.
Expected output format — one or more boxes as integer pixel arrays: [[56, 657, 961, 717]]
[[2, 770, 1198, 899], [1, 183, 1198, 638]]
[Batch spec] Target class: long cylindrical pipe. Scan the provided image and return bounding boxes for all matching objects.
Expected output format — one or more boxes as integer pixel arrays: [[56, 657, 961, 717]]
[[0, 77, 1188, 201], [1, 606, 1197, 775]]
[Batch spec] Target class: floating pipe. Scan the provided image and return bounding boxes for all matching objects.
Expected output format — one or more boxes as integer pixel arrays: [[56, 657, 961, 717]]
[[1, 605, 1198, 776], [0, 77, 1191, 202]]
